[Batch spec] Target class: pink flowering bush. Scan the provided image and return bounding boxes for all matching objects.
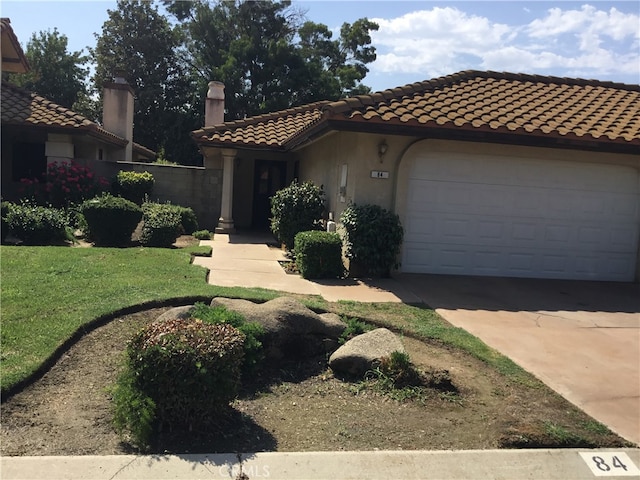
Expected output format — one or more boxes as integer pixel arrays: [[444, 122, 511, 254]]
[[20, 161, 110, 208]]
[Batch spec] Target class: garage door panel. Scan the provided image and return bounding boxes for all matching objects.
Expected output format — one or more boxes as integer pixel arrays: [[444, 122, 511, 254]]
[[403, 151, 639, 281]]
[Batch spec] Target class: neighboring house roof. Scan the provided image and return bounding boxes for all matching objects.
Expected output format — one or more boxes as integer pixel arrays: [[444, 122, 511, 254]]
[[193, 70, 640, 153], [1, 18, 29, 73], [1, 81, 155, 157]]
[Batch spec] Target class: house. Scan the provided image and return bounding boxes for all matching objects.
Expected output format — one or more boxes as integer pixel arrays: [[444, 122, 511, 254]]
[[192, 71, 640, 282], [1, 18, 155, 200]]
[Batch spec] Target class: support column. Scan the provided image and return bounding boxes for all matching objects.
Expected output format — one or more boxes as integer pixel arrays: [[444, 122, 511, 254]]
[[216, 148, 237, 233]]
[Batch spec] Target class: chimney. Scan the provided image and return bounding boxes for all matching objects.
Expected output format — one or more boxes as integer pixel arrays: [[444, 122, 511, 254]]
[[205, 81, 225, 127], [103, 72, 134, 161]]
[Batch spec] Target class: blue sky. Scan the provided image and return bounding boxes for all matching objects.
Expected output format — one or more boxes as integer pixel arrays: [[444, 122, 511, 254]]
[[1, 1, 638, 91]]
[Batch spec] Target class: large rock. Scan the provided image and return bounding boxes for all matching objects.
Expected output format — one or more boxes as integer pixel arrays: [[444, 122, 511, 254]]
[[155, 305, 193, 323], [210, 296, 346, 361], [329, 328, 405, 377]]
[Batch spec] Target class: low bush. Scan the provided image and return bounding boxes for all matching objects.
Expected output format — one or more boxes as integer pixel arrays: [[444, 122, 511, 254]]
[[340, 204, 404, 277], [112, 318, 246, 447], [189, 302, 264, 373], [140, 202, 183, 247], [174, 205, 199, 234], [113, 171, 154, 205], [193, 229, 212, 240], [80, 194, 142, 246], [270, 180, 325, 251], [294, 230, 344, 279], [1, 201, 10, 244], [2, 200, 68, 245]]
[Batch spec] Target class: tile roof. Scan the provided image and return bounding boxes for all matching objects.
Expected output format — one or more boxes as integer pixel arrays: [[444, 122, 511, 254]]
[[1, 81, 155, 156], [193, 70, 640, 152], [192, 101, 329, 150], [2, 81, 126, 145]]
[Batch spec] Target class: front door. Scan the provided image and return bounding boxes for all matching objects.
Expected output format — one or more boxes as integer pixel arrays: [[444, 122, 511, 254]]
[[252, 160, 287, 230]]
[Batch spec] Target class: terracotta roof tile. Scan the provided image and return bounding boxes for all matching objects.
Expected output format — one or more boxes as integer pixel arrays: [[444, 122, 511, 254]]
[[192, 101, 329, 148], [193, 70, 640, 150], [1, 81, 127, 146]]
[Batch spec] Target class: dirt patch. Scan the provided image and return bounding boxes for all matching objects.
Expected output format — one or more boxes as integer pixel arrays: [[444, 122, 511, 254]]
[[0, 307, 630, 456]]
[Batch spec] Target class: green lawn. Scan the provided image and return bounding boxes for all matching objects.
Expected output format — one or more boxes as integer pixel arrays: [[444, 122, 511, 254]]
[[0, 244, 533, 395], [0, 245, 278, 394]]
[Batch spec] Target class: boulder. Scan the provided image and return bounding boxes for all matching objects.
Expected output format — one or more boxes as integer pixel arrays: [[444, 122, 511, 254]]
[[329, 328, 405, 377], [211, 296, 346, 361], [155, 305, 193, 323]]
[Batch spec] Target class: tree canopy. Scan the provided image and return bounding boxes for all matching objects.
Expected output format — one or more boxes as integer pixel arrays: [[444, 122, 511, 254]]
[[166, 0, 379, 119], [5, 28, 89, 110]]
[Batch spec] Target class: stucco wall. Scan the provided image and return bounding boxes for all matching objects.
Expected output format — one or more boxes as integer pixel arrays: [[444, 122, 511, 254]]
[[297, 131, 419, 221]]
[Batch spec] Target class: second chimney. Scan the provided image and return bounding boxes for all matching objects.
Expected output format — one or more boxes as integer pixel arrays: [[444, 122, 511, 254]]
[[205, 81, 225, 127], [103, 73, 134, 162]]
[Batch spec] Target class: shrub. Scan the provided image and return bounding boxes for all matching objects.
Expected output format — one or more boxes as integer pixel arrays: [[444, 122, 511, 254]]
[[189, 302, 264, 373], [124, 318, 245, 436], [270, 180, 325, 251], [174, 205, 199, 234], [3, 200, 68, 245], [80, 194, 142, 246], [140, 202, 183, 247], [294, 230, 344, 279], [113, 170, 154, 205], [1, 201, 10, 244], [19, 161, 109, 208], [340, 204, 404, 277], [193, 229, 212, 240]]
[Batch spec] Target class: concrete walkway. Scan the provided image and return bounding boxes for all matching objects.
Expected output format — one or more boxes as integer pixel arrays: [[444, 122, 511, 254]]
[[193, 233, 421, 303]]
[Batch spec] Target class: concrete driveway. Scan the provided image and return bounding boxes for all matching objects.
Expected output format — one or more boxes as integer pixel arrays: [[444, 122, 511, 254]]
[[396, 274, 640, 445]]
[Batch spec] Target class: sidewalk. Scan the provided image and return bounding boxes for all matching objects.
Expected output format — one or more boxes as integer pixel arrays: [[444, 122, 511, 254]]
[[192, 233, 421, 303], [3, 449, 640, 479]]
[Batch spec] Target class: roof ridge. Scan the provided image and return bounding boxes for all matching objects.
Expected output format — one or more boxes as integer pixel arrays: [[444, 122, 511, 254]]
[[194, 100, 330, 135], [324, 70, 640, 115]]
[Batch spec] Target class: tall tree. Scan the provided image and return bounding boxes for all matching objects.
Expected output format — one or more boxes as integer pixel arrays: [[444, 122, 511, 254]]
[[5, 28, 89, 110], [166, 0, 378, 120], [92, 0, 200, 165]]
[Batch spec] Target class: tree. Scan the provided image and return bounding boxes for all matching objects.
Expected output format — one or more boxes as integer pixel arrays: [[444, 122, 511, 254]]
[[5, 29, 89, 110], [92, 0, 201, 165], [166, 0, 378, 120]]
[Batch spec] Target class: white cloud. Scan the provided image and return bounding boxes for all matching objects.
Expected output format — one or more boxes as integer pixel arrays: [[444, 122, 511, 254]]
[[368, 4, 640, 82]]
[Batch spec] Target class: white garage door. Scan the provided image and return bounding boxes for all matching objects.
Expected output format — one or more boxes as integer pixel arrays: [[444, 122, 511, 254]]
[[403, 152, 639, 281]]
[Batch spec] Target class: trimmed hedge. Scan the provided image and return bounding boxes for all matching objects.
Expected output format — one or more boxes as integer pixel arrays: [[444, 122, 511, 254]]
[[270, 180, 325, 251], [80, 194, 142, 246], [340, 204, 404, 277], [112, 318, 246, 446], [294, 230, 344, 279], [2, 201, 68, 245], [174, 205, 199, 235], [140, 202, 183, 247], [113, 170, 154, 205]]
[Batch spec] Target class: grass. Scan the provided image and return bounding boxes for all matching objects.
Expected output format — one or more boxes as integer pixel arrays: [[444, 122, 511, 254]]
[[0, 245, 278, 393], [2, 244, 538, 396]]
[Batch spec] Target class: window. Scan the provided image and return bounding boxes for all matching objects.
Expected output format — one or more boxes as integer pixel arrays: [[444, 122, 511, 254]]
[[12, 142, 46, 181]]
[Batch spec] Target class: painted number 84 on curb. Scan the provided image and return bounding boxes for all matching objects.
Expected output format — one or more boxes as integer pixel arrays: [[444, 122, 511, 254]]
[[579, 452, 640, 477]]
